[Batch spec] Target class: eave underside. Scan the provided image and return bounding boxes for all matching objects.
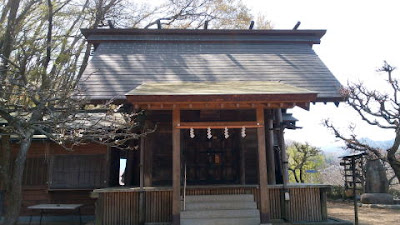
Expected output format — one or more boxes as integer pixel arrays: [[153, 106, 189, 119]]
[[126, 95, 316, 110]]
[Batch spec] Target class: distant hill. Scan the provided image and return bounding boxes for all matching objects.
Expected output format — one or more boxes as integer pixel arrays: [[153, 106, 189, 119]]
[[320, 145, 346, 154], [286, 137, 394, 159], [316, 137, 393, 155], [359, 137, 393, 149]]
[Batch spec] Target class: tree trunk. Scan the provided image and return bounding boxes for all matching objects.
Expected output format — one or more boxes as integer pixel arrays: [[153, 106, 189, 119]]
[[386, 132, 400, 186], [387, 151, 400, 184], [300, 169, 304, 183], [0, 135, 11, 190], [2, 134, 32, 225], [290, 169, 299, 183], [1, 0, 20, 57]]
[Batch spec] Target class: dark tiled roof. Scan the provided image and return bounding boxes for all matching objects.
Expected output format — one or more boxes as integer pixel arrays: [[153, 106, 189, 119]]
[[80, 29, 343, 102]]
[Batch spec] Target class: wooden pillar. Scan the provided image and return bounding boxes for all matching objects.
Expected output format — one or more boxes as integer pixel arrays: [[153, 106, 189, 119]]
[[139, 136, 145, 225], [140, 137, 145, 188], [109, 149, 122, 187], [266, 110, 276, 184], [275, 109, 289, 184], [104, 146, 111, 186], [275, 108, 290, 221], [256, 106, 270, 223], [144, 134, 153, 186], [125, 149, 136, 186], [240, 138, 246, 185], [172, 107, 181, 225], [320, 188, 328, 221]]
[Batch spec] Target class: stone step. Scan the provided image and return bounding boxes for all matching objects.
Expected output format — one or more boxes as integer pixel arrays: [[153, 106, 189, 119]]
[[185, 194, 254, 203], [181, 209, 260, 219], [181, 217, 260, 225], [185, 201, 257, 210]]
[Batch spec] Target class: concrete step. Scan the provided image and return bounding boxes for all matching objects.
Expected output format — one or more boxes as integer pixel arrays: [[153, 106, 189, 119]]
[[185, 194, 254, 202], [185, 201, 257, 210], [181, 217, 260, 225], [181, 209, 260, 219]]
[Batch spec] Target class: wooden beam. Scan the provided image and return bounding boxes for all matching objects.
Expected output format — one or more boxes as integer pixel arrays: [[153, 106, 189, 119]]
[[266, 111, 276, 185], [297, 102, 311, 110], [256, 106, 271, 223], [134, 101, 306, 110], [126, 93, 317, 103], [177, 121, 262, 129], [172, 107, 181, 225]]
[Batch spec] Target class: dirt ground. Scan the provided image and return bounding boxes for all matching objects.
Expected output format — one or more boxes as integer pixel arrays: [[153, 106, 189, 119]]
[[328, 201, 400, 225], [16, 201, 400, 225]]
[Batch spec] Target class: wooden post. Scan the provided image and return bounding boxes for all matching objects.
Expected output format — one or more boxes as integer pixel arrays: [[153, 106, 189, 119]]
[[352, 157, 359, 225], [256, 106, 270, 223], [140, 137, 145, 188], [320, 188, 328, 221], [125, 150, 135, 186], [275, 108, 289, 221], [139, 136, 145, 225], [275, 109, 289, 184], [240, 139, 246, 185], [266, 110, 276, 184], [104, 146, 111, 187], [144, 133, 153, 186], [172, 107, 181, 225]]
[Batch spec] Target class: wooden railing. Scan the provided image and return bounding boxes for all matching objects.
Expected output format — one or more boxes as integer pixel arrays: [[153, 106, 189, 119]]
[[93, 184, 329, 225]]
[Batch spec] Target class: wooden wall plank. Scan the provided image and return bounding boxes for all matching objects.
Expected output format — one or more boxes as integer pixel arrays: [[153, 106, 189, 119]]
[[94, 186, 328, 224]]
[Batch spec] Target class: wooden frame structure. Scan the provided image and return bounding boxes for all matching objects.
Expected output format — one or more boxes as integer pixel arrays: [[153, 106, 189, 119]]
[[78, 28, 344, 224], [3, 28, 346, 224], [124, 84, 317, 224], [168, 105, 274, 224]]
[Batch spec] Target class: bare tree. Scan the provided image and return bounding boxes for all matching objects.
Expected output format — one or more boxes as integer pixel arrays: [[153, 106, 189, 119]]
[[0, 1, 271, 224], [325, 61, 400, 185], [141, 0, 267, 29], [0, 0, 138, 224]]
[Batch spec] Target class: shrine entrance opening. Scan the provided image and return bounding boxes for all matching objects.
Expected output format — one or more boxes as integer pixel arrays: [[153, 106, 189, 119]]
[[183, 129, 241, 185]]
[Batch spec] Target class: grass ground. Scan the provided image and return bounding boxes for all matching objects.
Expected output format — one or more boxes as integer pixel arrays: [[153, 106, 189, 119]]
[[328, 201, 400, 225]]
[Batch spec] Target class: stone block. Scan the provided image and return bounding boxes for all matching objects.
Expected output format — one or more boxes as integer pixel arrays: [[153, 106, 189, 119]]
[[360, 193, 394, 204]]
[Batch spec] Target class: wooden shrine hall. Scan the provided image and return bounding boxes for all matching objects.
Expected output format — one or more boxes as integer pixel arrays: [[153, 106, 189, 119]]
[[78, 29, 344, 225]]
